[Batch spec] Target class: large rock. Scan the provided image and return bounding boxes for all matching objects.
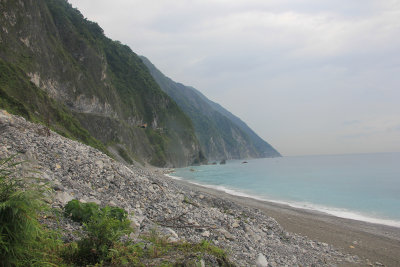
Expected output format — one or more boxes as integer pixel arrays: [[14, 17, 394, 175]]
[[255, 253, 268, 267], [55, 191, 73, 205], [218, 228, 235, 241]]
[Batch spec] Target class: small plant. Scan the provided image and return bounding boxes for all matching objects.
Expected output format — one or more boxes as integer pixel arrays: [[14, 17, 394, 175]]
[[64, 199, 100, 223], [63, 199, 132, 265], [0, 156, 60, 266], [198, 240, 228, 260], [140, 229, 234, 266], [183, 196, 198, 207], [107, 242, 145, 266], [64, 199, 128, 223]]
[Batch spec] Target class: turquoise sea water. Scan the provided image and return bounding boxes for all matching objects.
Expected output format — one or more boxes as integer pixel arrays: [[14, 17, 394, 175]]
[[171, 152, 400, 228]]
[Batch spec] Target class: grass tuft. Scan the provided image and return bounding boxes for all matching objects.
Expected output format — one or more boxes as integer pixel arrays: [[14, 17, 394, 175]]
[[0, 156, 63, 266]]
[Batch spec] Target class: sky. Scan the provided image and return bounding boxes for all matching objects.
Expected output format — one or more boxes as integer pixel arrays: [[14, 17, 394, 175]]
[[68, 0, 400, 156]]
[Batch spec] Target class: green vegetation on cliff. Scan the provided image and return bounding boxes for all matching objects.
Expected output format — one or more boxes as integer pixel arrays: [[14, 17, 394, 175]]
[[0, 0, 204, 167], [141, 57, 281, 161], [0, 59, 108, 154]]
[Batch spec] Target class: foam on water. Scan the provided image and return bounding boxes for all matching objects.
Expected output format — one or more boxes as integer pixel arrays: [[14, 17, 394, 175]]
[[170, 153, 400, 228], [168, 172, 400, 228]]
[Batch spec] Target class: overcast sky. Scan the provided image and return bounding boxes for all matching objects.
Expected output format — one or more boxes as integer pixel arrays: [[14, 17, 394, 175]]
[[68, 0, 400, 156]]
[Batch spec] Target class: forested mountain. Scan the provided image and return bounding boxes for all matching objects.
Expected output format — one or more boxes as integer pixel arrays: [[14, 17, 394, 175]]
[[0, 0, 205, 167], [0, 0, 279, 167], [141, 57, 281, 160]]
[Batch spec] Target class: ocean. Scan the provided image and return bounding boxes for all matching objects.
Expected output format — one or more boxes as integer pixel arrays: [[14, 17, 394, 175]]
[[170, 152, 400, 228]]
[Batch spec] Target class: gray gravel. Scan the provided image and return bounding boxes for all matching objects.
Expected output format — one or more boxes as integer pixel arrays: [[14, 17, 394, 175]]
[[0, 110, 361, 266]]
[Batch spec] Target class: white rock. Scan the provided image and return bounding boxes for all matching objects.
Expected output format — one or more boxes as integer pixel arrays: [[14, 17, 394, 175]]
[[255, 253, 268, 267], [232, 221, 240, 228], [218, 228, 235, 241], [130, 219, 140, 232], [168, 236, 179, 243], [165, 228, 179, 239], [95, 160, 103, 169], [55, 191, 73, 205], [201, 230, 211, 237], [321, 242, 329, 247], [80, 196, 101, 205]]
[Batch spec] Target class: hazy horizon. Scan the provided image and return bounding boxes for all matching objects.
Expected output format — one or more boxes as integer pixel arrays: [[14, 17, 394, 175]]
[[68, 0, 400, 156]]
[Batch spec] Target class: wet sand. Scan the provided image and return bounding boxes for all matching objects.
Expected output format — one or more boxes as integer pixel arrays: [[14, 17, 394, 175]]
[[170, 177, 400, 266]]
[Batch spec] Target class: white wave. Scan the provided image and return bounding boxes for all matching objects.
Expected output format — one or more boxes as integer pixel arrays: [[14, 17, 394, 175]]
[[165, 174, 400, 228], [285, 202, 400, 228], [164, 173, 183, 180]]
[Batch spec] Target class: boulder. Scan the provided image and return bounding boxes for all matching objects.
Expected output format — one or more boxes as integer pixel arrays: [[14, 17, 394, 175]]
[[255, 253, 268, 267]]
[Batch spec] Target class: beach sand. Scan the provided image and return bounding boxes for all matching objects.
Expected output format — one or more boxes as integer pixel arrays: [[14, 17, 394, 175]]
[[170, 177, 400, 266]]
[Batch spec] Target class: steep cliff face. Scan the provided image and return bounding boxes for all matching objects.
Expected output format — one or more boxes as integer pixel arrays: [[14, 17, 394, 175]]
[[141, 57, 281, 161], [0, 0, 205, 167]]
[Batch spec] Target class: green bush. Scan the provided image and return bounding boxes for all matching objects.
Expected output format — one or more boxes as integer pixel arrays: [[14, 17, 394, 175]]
[[75, 209, 131, 264], [64, 199, 128, 223], [0, 156, 61, 266], [107, 205, 128, 222], [63, 199, 132, 265], [107, 242, 145, 266], [64, 199, 100, 223]]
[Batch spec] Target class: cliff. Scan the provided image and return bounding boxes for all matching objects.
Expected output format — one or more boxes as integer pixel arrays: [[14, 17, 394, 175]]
[[141, 57, 281, 161], [0, 0, 204, 167]]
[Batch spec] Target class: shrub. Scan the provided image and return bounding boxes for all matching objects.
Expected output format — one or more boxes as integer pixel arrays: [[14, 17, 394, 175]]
[[64, 199, 100, 223], [0, 156, 60, 266], [64, 199, 128, 223], [63, 199, 132, 265]]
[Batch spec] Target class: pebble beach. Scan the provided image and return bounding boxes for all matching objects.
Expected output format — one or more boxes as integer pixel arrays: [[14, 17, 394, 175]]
[[1, 109, 399, 266]]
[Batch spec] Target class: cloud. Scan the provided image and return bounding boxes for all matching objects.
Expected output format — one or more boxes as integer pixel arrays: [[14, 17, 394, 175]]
[[342, 120, 361, 126], [388, 124, 400, 132], [68, 0, 400, 155]]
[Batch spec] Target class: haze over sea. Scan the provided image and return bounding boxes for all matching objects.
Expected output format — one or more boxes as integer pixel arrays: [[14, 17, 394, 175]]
[[171, 152, 400, 228]]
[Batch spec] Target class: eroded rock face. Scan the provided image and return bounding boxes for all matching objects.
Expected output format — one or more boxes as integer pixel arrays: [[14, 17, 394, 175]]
[[0, 0, 203, 167], [0, 110, 360, 266]]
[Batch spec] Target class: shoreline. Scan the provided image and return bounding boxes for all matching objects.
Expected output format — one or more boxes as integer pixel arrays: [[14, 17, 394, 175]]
[[3, 110, 400, 266], [165, 173, 400, 229], [164, 172, 400, 266]]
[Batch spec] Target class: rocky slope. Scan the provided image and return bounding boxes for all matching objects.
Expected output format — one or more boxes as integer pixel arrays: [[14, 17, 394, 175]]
[[0, 0, 204, 167], [0, 109, 360, 266], [141, 57, 281, 161]]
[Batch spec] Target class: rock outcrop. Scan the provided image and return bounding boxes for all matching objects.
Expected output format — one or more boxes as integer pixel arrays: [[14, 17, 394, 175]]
[[0, 0, 204, 167]]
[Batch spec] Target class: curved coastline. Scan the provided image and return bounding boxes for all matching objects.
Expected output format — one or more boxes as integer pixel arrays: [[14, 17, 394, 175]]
[[165, 172, 400, 266], [166, 173, 400, 229]]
